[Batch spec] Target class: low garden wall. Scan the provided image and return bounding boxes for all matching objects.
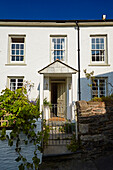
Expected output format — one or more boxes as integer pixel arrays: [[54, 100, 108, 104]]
[[76, 100, 113, 157]]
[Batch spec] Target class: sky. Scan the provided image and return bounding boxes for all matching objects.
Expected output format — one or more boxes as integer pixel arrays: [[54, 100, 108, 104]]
[[0, 0, 113, 20]]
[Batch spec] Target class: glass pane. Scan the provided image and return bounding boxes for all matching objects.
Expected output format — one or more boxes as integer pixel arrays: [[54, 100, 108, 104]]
[[12, 44, 15, 49], [57, 56, 60, 60], [96, 44, 99, 49], [57, 51, 60, 55], [54, 51, 57, 55], [11, 79, 16, 82], [92, 51, 95, 55], [96, 56, 99, 61], [20, 56, 24, 61], [92, 56, 95, 61], [18, 79, 23, 82], [20, 50, 24, 55], [52, 38, 56, 43], [54, 56, 57, 61], [12, 50, 15, 55], [20, 44, 24, 49], [57, 45, 60, 49], [96, 38, 99, 43], [16, 44, 19, 49], [12, 56, 15, 61], [57, 39, 60, 43], [92, 38, 95, 43], [18, 83, 23, 87], [16, 50, 19, 55], [92, 44, 95, 49], [96, 51, 99, 55], [54, 45, 57, 49], [16, 56, 19, 61], [100, 38, 104, 43]]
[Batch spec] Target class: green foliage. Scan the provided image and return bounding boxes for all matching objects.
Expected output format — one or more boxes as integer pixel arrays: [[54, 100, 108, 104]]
[[42, 120, 50, 148], [67, 135, 80, 152], [43, 98, 52, 107], [0, 87, 42, 169], [91, 97, 102, 102], [59, 123, 76, 134]]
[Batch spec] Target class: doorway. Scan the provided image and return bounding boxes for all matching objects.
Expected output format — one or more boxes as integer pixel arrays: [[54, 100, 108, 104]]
[[51, 80, 66, 118]]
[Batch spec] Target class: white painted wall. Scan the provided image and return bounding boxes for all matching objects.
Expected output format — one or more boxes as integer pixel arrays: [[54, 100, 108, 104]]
[[80, 26, 113, 101], [0, 26, 77, 102]]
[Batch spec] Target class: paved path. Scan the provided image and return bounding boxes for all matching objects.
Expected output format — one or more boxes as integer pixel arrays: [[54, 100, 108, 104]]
[[39, 152, 113, 170]]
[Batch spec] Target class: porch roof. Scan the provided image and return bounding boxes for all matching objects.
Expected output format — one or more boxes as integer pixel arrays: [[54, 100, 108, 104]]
[[38, 60, 78, 74]]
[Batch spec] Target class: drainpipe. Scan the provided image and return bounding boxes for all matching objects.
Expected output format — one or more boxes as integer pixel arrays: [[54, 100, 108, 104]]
[[76, 21, 81, 101]]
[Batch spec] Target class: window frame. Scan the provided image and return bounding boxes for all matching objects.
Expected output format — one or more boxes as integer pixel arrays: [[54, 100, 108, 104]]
[[7, 76, 24, 91], [90, 35, 107, 65], [91, 77, 107, 98], [8, 35, 26, 64], [50, 35, 67, 62]]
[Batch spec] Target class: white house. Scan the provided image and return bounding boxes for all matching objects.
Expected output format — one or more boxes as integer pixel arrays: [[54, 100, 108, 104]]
[[0, 17, 113, 120]]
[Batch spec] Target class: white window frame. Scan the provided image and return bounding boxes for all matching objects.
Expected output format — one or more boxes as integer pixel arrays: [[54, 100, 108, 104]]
[[8, 35, 26, 64], [90, 35, 107, 65], [50, 35, 67, 62], [91, 77, 107, 98], [8, 77, 24, 91]]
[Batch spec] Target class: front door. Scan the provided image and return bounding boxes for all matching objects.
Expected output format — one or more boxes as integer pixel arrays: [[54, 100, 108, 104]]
[[57, 83, 66, 117], [51, 81, 66, 118]]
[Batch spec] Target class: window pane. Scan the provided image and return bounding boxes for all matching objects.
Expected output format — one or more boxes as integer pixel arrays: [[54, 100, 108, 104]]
[[16, 56, 19, 61], [52, 39, 56, 43], [16, 44, 19, 49], [100, 38, 104, 43], [12, 50, 15, 55], [92, 38, 95, 43], [57, 39, 60, 43], [12, 44, 15, 49], [92, 44, 95, 49], [96, 44, 99, 49], [57, 45, 60, 49], [16, 50, 19, 55], [20, 56, 24, 61], [96, 38, 99, 43], [12, 56, 15, 61], [20, 50, 24, 55], [20, 44, 24, 49]]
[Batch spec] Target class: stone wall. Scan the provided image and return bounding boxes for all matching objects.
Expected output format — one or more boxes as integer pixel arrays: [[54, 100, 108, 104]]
[[76, 100, 113, 157]]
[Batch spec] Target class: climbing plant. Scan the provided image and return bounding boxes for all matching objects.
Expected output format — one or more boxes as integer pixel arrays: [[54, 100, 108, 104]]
[[0, 87, 42, 169]]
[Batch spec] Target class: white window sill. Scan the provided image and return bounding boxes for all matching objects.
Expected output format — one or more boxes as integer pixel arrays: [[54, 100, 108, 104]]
[[5, 63, 27, 66], [88, 64, 110, 66]]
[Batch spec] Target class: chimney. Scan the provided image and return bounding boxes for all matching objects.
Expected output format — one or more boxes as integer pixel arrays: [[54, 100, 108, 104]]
[[102, 15, 106, 20]]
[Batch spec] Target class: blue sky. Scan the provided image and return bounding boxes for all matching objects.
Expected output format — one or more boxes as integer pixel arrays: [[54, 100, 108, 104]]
[[0, 0, 113, 20]]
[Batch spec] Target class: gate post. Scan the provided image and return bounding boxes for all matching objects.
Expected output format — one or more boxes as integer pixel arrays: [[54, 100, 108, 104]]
[[72, 101, 78, 141]]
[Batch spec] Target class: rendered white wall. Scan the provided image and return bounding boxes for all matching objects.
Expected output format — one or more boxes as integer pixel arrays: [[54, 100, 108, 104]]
[[0, 26, 77, 102], [80, 26, 113, 101]]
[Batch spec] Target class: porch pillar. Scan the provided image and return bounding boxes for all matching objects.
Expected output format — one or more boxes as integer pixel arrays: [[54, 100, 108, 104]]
[[72, 74, 76, 120], [40, 74, 44, 112]]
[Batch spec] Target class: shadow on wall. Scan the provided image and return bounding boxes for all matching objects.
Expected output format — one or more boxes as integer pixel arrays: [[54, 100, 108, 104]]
[[80, 71, 113, 101]]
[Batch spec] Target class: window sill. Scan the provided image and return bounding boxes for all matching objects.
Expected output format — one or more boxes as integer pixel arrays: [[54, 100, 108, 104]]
[[88, 64, 110, 66], [5, 63, 27, 66]]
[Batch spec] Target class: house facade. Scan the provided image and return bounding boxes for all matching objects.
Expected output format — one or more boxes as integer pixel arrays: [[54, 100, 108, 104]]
[[0, 19, 113, 120]]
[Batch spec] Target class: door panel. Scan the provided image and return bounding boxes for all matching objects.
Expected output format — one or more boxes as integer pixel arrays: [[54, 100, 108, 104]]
[[57, 83, 66, 117]]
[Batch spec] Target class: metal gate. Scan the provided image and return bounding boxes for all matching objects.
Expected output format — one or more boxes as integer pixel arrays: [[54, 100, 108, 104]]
[[42, 104, 78, 154]]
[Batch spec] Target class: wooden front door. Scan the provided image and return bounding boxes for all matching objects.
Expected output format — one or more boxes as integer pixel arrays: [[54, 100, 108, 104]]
[[57, 83, 66, 117]]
